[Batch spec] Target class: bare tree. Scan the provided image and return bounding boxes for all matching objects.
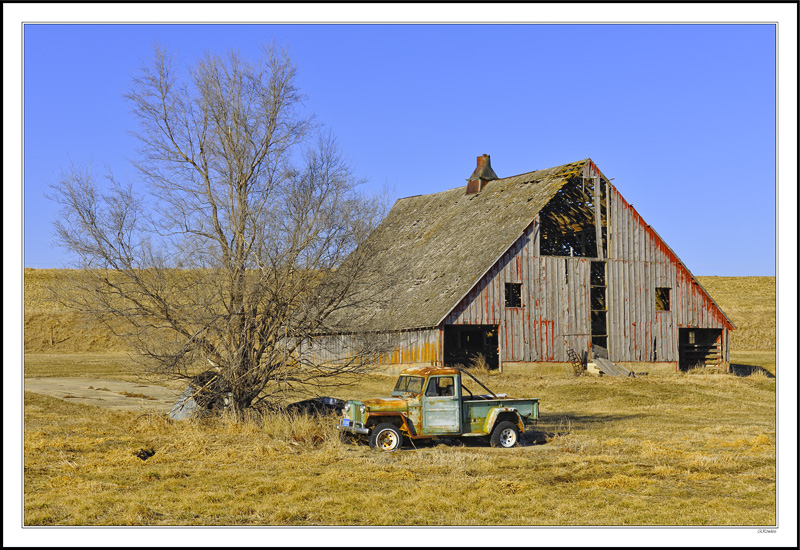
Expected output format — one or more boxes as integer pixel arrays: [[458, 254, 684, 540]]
[[48, 44, 391, 415]]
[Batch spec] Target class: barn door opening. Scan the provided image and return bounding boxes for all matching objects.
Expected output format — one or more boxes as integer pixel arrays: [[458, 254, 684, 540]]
[[443, 325, 499, 369], [678, 328, 723, 371]]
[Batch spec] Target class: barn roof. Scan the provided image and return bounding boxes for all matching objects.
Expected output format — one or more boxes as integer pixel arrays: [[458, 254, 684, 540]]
[[327, 158, 590, 332]]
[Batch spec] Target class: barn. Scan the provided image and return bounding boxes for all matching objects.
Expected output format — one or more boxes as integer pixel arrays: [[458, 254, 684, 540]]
[[312, 155, 734, 373]]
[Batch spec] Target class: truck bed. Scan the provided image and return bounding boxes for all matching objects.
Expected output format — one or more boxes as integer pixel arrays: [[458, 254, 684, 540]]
[[461, 396, 539, 434]]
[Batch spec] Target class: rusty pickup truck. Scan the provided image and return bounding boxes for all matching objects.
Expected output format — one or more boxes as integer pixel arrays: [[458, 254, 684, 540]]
[[336, 366, 539, 452]]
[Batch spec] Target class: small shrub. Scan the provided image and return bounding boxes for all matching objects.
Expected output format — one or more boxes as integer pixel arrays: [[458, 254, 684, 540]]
[[256, 410, 338, 449], [685, 363, 709, 375], [466, 353, 491, 375]]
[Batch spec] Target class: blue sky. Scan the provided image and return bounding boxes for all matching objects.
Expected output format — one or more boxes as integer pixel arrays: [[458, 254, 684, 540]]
[[21, 23, 777, 274]]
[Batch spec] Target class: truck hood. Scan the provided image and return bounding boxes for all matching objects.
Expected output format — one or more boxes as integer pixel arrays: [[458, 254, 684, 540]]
[[362, 396, 410, 412]]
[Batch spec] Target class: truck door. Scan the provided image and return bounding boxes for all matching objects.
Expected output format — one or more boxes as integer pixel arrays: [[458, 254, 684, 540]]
[[421, 375, 460, 434]]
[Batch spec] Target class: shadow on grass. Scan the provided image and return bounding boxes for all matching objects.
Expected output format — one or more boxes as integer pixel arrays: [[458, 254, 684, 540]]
[[521, 412, 642, 446], [730, 364, 775, 378], [538, 412, 641, 427], [339, 411, 643, 451], [411, 434, 545, 449], [402, 412, 641, 450]]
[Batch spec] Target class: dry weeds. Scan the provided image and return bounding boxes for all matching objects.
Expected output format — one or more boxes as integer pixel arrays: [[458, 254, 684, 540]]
[[696, 276, 775, 351], [22, 271, 777, 525], [25, 271, 776, 356], [23, 355, 776, 526]]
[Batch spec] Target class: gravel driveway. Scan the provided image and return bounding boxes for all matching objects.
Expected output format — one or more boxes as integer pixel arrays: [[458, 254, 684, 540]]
[[24, 377, 180, 412]]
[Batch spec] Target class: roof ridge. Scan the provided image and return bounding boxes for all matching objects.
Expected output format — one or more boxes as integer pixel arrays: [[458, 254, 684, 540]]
[[493, 158, 591, 183], [397, 159, 591, 202]]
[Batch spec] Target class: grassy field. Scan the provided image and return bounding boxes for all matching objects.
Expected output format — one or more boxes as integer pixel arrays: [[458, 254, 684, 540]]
[[23, 354, 776, 526], [696, 276, 776, 352], [22, 272, 778, 527], [24, 270, 776, 356]]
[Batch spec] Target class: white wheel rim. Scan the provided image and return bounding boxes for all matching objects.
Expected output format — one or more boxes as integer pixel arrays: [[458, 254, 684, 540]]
[[500, 428, 517, 447], [377, 429, 398, 450]]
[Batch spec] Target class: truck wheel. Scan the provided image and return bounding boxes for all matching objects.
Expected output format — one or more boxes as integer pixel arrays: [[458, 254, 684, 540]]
[[490, 421, 520, 448], [369, 423, 403, 452]]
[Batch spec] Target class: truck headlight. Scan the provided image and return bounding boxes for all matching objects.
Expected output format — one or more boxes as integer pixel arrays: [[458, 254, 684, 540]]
[[359, 404, 366, 414], [343, 403, 350, 413]]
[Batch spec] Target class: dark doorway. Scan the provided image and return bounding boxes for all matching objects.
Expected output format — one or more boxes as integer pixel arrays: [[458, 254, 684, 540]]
[[678, 328, 723, 371], [443, 325, 499, 369]]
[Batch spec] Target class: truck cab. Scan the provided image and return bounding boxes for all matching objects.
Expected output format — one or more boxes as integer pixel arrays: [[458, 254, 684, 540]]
[[336, 366, 539, 452]]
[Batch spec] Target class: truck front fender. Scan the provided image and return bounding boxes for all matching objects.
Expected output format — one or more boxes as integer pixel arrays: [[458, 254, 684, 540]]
[[366, 412, 417, 437], [484, 408, 524, 435]]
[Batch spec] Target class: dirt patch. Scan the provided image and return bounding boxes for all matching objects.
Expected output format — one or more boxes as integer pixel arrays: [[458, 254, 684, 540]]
[[24, 377, 179, 412]]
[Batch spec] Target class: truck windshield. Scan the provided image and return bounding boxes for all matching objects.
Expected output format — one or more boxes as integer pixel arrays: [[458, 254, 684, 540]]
[[394, 375, 424, 394]]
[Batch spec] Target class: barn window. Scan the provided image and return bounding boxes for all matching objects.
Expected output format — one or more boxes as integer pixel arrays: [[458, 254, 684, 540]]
[[505, 283, 522, 308], [655, 287, 671, 311]]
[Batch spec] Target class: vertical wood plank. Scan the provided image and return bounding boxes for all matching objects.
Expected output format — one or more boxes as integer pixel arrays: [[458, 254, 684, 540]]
[[594, 175, 604, 260]]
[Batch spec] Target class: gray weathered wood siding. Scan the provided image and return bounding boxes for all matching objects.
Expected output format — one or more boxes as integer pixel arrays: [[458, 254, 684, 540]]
[[304, 328, 440, 366], [442, 182, 732, 364], [606, 187, 733, 363], [444, 223, 593, 362]]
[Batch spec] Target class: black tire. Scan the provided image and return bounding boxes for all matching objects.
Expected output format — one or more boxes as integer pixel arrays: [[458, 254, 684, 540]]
[[369, 423, 403, 452], [490, 420, 520, 448]]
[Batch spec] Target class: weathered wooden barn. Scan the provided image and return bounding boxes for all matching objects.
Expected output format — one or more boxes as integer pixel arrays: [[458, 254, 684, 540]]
[[312, 155, 734, 372]]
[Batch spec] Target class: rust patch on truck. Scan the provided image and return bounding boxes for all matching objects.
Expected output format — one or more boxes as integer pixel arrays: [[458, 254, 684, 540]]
[[400, 366, 460, 377], [336, 366, 539, 450], [363, 397, 408, 410]]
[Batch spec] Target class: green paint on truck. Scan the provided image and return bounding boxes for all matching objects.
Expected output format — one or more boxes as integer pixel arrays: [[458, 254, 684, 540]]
[[336, 366, 539, 452]]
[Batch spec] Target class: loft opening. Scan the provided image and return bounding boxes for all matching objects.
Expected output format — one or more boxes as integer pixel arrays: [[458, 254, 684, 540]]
[[539, 175, 608, 258], [655, 287, 671, 311]]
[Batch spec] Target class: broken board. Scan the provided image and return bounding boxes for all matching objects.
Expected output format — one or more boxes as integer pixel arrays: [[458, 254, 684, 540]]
[[591, 356, 636, 378]]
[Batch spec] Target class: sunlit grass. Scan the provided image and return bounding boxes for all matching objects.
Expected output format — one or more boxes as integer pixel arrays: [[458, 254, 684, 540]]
[[696, 276, 775, 352], [24, 360, 776, 526], [23, 271, 777, 525], [26, 271, 776, 357]]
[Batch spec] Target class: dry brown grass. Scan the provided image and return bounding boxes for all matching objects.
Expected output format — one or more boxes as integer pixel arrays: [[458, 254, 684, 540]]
[[24, 269, 129, 352], [24, 268, 183, 353], [25, 310, 129, 353], [23, 354, 776, 526], [25, 270, 776, 356], [21, 271, 778, 526], [24, 353, 143, 382], [696, 276, 775, 351]]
